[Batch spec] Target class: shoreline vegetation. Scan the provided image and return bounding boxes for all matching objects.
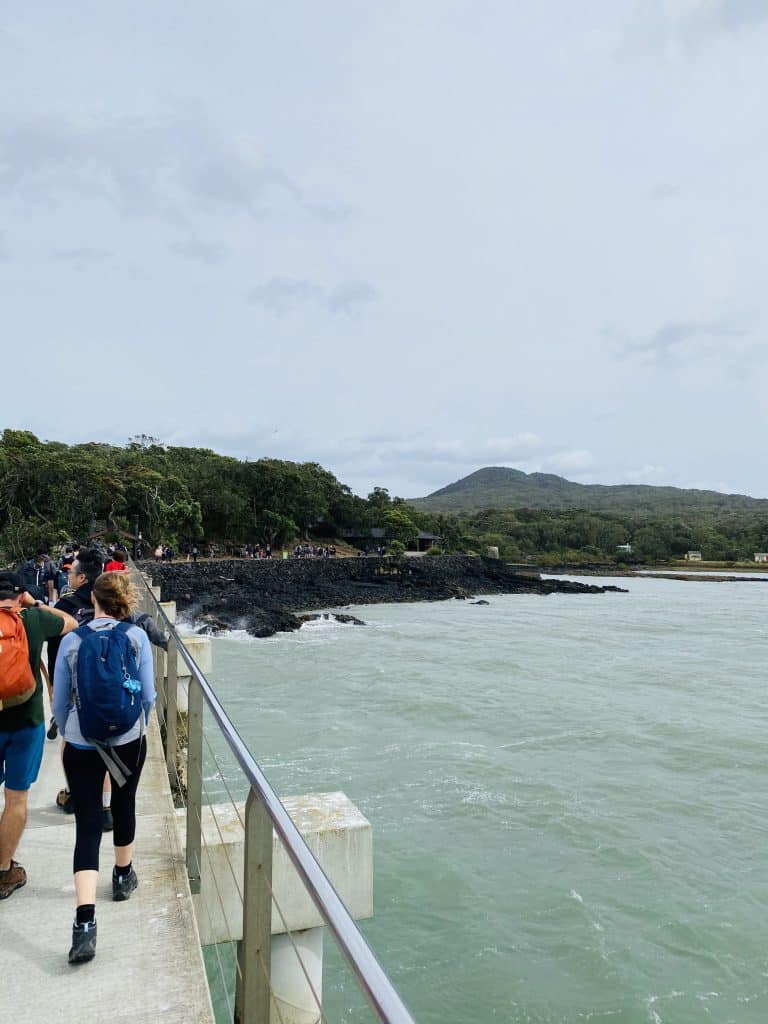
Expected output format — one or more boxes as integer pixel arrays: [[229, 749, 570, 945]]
[[138, 555, 628, 639], [3, 434, 768, 570]]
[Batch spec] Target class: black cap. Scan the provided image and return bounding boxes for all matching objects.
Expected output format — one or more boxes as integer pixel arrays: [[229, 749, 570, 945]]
[[0, 571, 25, 596]]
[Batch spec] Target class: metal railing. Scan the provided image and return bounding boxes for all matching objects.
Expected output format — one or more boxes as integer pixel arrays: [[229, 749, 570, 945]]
[[136, 573, 416, 1024]]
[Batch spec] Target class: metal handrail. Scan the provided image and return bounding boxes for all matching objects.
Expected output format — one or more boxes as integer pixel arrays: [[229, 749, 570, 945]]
[[139, 575, 416, 1024]]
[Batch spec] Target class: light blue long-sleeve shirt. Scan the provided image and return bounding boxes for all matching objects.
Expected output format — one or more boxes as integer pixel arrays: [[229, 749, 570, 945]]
[[53, 617, 156, 747]]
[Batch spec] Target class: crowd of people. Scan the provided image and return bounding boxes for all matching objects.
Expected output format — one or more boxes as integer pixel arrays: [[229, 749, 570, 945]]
[[0, 542, 164, 965], [292, 543, 338, 559]]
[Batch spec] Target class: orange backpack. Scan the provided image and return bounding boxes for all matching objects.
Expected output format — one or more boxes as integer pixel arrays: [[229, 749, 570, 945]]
[[0, 608, 35, 711]]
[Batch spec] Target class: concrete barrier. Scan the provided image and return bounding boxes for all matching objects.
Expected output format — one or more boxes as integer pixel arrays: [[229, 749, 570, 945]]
[[176, 792, 373, 1024]]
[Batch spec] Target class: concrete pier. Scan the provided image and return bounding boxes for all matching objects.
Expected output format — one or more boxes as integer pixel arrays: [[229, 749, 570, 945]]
[[178, 792, 373, 1024], [0, 694, 215, 1023]]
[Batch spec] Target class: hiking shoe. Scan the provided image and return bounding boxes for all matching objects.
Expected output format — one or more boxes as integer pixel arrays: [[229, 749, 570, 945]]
[[68, 920, 97, 964], [46, 716, 58, 740], [112, 867, 138, 901], [102, 807, 114, 832], [56, 789, 74, 814], [0, 861, 27, 900]]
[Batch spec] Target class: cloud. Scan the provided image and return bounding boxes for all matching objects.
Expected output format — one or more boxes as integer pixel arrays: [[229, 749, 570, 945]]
[[541, 449, 594, 472], [327, 281, 378, 315], [247, 278, 322, 315], [622, 464, 666, 484], [53, 247, 111, 265], [302, 433, 548, 493], [648, 183, 681, 200], [610, 316, 750, 364], [247, 276, 378, 317], [163, 428, 546, 494], [0, 106, 351, 224], [170, 239, 227, 265], [623, 0, 768, 56], [324, 434, 543, 469], [683, 0, 768, 35], [301, 200, 358, 224]]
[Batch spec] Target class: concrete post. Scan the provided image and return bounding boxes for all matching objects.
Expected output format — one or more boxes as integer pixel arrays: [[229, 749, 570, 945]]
[[159, 599, 177, 624], [269, 929, 324, 1024], [176, 636, 213, 714], [175, 792, 373, 1024]]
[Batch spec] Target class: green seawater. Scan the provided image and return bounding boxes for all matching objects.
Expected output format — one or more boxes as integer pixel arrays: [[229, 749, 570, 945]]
[[198, 575, 767, 1023]]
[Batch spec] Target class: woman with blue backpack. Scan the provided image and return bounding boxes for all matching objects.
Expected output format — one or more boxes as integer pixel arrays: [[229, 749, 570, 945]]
[[53, 571, 155, 965]]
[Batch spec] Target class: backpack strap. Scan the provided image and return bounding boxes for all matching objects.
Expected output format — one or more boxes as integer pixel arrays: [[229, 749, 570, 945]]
[[91, 714, 145, 787], [92, 741, 133, 787]]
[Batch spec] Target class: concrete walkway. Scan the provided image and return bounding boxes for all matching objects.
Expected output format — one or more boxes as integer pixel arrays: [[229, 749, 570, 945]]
[[0, 692, 215, 1023]]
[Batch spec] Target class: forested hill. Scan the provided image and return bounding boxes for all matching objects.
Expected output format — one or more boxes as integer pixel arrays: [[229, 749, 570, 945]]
[[409, 467, 768, 514], [3, 432, 768, 565]]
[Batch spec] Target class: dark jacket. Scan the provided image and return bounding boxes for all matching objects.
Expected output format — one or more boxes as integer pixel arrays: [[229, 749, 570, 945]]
[[18, 559, 55, 602], [47, 583, 94, 680]]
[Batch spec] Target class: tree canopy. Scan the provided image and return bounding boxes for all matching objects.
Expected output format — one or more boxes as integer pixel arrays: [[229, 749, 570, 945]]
[[2, 430, 766, 565]]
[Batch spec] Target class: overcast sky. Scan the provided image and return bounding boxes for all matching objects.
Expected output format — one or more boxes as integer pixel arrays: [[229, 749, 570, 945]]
[[2, 2, 766, 499]]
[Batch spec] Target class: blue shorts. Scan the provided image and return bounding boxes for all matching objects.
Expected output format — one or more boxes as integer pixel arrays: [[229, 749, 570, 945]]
[[0, 723, 46, 791]]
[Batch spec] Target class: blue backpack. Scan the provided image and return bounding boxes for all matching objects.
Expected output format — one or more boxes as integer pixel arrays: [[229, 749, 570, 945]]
[[74, 622, 143, 780]]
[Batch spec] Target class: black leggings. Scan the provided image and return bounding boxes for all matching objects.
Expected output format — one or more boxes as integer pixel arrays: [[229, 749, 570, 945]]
[[62, 736, 147, 873]]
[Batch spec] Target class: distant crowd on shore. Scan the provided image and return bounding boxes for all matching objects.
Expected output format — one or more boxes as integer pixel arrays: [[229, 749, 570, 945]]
[[149, 541, 342, 561]]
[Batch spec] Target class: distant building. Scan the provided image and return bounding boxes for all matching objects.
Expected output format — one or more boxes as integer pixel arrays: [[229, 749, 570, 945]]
[[415, 531, 442, 552], [616, 543, 632, 554], [685, 551, 702, 561], [339, 527, 441, 553], [754, 553, 768, 563]]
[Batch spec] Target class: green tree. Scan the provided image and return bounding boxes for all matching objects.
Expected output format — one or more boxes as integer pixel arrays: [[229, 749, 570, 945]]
[[382, 508, 418, 546], [367, 487, 392, 510], [254, 511, 298, 547]]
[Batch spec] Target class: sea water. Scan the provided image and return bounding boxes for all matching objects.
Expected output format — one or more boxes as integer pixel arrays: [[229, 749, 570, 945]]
[[197, 575, 767, 1023]]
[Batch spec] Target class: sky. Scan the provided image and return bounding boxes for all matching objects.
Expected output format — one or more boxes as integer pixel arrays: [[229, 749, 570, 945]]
[[2, 1, 767, 499]]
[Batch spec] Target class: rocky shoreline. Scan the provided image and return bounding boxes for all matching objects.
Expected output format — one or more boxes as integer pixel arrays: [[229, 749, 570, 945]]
[[137, 555, 626, 638]]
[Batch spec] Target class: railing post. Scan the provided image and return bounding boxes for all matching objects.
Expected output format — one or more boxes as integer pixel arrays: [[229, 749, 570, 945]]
[[235, 789, 273, 1024], [186, 675, 203, 895], [165, 634, 178, 779]]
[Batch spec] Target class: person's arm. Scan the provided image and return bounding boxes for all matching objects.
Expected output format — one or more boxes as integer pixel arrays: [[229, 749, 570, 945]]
[[52, 633, 75, 733], [132, 611, 169, 650], [21, 593, 78, 635], [136, 630, 156, 720]]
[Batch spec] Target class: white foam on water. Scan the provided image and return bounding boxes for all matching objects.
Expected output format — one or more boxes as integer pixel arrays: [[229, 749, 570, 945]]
[[299, 614, 348, 631]]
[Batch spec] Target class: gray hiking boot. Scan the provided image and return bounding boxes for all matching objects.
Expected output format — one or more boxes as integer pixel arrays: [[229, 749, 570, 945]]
[[68, 920, 97, 964], [112, 866, 138, 901]]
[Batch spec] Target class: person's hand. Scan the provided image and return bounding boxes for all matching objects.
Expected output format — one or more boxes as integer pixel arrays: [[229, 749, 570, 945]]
[[19, 590, 36, 608]]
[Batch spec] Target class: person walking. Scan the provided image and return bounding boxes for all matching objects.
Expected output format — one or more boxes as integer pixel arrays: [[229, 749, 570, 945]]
[[46, 549, 114, 826], [17, 549, 56, 603], [104, 547, 128, 573], [53, 572, 155, 964], [0, 572, 77, 899]]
